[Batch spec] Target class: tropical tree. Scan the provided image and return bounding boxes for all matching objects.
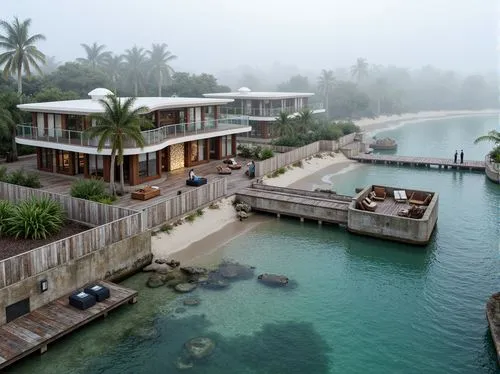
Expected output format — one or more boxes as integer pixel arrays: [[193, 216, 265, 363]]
[[0, 92, 22, 161], [317, 69, 335, 119], [474, 130, 500, 145], [147, 43, 176, 96], [85, 94, 149, 195], [0, 17, 46, 95], [296, 108, 314, 133], [103, 54, 124, 92], [77, 42, 111, 70], [273, 111, 294, 138], [350, 58, 369, 84], [123, 46, 147, 96]]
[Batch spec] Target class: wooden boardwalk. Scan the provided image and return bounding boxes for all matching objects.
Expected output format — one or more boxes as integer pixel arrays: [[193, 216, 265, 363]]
[[0, 281, 137, 370], [351, 154, 485, 171]]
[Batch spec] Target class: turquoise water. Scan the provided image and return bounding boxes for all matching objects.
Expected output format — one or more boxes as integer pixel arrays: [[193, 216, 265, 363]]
[[8, 116, 500, 373]]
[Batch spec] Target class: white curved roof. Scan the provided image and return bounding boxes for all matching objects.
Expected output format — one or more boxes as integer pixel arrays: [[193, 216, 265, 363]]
[[237, 87, 251, 93], [88, 88, 114, 98]]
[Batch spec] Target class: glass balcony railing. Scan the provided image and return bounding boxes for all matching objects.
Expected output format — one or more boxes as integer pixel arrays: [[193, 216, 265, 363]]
[[220, 103, 324, 117], [16, 117, 250, 149]]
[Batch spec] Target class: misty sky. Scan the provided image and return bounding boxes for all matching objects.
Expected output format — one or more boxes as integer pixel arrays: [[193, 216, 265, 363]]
[[1, 0, 498, 74]]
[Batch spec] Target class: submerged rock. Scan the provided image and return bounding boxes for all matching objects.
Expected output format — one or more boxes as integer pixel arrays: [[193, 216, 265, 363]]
[[132, 326, 159, 340], [175, 307, 187, 314], [146, 273, 167, 288], [183, 298, 201, 306], [184, 337, 216, 360], [180, 266, 208, 276], [219, 261, 255, 280], [142, 262, 172, 273], [202, 272, 230, 289], [257, 273, 289, 287], [175, 283, 197, 293], [175, 356, 194, 370]]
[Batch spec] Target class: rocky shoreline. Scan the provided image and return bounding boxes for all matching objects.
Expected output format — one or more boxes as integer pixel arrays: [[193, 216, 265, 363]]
[[486, 292, 500, 366]]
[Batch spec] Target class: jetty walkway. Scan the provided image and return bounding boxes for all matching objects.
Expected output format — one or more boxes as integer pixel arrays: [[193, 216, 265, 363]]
[[0, 281, 137, 370], [351, 154, 485, 171], [236, 184, 351, 225]]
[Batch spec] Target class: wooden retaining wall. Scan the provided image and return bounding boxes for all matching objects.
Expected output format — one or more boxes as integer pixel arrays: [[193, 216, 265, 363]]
[[142, 178, 227, 229], [485, 158, 500, 184], [0, 182, 137, 226], [0, 212, 143, 288], [254, 133, 358, 177]]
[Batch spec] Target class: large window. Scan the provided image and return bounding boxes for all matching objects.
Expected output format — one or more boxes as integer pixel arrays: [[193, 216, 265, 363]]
[[89, 154, 104, 177], [56, 150, 72, 174], [39, 148, 53, 171], [190, 140, 206, 163], [139, 152, 157, 178], [66, 115, 84, 131], [221, 136, 233, 157]]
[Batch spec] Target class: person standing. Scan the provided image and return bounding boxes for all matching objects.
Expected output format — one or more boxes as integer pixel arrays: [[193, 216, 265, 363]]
[[460, 150, 464, 164], [454, 150, 458, 163]]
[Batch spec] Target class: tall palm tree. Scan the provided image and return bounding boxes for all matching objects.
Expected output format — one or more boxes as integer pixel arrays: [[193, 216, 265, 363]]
[[85, 94, 148, 195], [474, 130, 500, 145], [350, 57, 369, 84], [0, 92, 22, 161], [296, 108, 314, 133], [0, 17, 46, 95], [123, 46, 147, 96], [77, 42, 111, 70], [317, 69, 335, 119], [273, 111, 294, 138], [147, 43, 176, 96], [103, 54, 124, 92]]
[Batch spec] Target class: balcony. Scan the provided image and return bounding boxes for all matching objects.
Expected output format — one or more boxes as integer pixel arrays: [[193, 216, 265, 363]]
[[220, 103, 324, 117], [16, 117, 250, 152]]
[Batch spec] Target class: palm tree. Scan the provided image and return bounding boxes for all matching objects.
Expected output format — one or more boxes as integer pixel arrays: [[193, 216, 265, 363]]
[[317, 70, 335, 118], [273, 111, 294, 138], [350, 58, 369, 84], [0, 17, 46, 95], [123, 46, 147, 96], [77, 42, 111, 70], [85, 94, 149, 195], [296, 108, 314, 133], [0, 92, 22, 161], [147, 43, 176, 96], [103, 54, 124, 92], [474, 130, 500, 145]]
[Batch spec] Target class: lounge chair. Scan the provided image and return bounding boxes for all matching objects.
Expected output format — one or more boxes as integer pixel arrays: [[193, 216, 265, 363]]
[[408, 192, 432, 206], [186, 177, 208, 187], [223, 158, 242, 170], [394, 190, 408, 203], [372, 187, 386, 201], [216, 165, 232, 175], [362, 197, 377, 211]]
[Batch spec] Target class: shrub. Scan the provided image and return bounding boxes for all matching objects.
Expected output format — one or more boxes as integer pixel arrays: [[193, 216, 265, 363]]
[[185, 213, 197, 222], [160, 224, 173, 234], [5, 197, 65, 239], [3, 169, 42, 188], [208, 202, 220, 209], [196, 208, 204, 216], [237, 144, 254, 158], [70, 179, 115, 204], [0, 166, 7, 181], [259, 148, 274, 160], [0, 200, 15, 235], [277, 167, 286, 174], [337, 121, 360, 135], [292, 160, 303, 168], [489, 145, 500, 163]]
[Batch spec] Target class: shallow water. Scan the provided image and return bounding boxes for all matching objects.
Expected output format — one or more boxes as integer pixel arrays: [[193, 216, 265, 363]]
[[8, 116, 500, 374]]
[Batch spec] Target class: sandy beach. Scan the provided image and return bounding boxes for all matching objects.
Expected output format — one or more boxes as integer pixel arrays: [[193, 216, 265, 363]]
[[150, 109, 498, 263]]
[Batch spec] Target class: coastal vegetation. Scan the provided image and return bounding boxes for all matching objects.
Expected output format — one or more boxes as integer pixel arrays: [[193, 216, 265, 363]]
[[236, 144, 274, 160], [0, 166, 41, 187], [0, 197, 64, 239], [474, 130, 500, 163], [70, 179, 116, 204]]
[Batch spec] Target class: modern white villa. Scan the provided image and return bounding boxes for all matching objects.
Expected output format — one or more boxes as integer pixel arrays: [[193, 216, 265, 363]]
[[15, 88, 251, 186], [203, 87, 325, 139]]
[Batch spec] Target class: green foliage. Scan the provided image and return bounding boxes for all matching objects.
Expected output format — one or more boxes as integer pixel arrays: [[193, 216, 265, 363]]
[[277, 75, 310, 92], [489, 145, 500, 163], [3, 169, 42, 188], [0, 166, 7, 181], [237, 144, 274, 160], [260, 148, 274, 160], [165, 72, 230, 97], [292, 160, 303, 168], [31, 87, 80, 102], [4, 197, 64, 239], [47, 62, 111, 97], [0, 200, 15, 234], [70, 179, 115, 204], [196, 208, 204, 216], [160, 223, 173, 234], [185, 213, 197, 222]]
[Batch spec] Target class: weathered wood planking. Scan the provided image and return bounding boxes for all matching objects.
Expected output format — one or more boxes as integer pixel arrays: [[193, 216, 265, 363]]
[[0, 181, 137, 226], [142, 178, 227, 229], [0, 213, 143, 288], [0, 281, 137, 370], [351, 154, 485, 171]]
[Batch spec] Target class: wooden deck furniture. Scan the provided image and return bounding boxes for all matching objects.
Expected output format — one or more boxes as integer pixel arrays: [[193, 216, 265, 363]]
[[131, 186, 161, 201], [362, 197, 377, 211], [216, 165, 232, 175], [372, 187, 386, 201], [408, 192, 432, 206], [186, 178, 208, 187], [394, 190, 408, 203]]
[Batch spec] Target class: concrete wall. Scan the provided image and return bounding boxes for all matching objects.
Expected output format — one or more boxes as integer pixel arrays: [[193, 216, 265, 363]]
[[485, 159, 500, 184], [251, 183, 352, 201], [237, 193, 349, 224], [0, 231, 151, 325], [347, 185, 438, 245]]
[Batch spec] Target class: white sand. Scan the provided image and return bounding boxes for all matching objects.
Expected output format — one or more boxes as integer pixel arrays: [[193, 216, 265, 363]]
[[262, 152, 353, 187], [355, 109, 499, 130], [151, 197, 237, 260]]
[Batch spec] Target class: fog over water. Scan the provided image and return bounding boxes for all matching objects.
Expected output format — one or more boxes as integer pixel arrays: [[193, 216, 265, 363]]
[[2, 0, 497, 74]]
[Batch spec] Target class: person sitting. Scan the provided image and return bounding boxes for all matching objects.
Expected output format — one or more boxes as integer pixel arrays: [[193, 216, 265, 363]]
[[245, 161, 256, 178], [188, 169, 200, 182]]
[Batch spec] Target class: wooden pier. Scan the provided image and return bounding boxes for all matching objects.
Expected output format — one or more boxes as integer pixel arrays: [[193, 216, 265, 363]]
[[351, 154, 485, 171], [0, 281, 138, 370]]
